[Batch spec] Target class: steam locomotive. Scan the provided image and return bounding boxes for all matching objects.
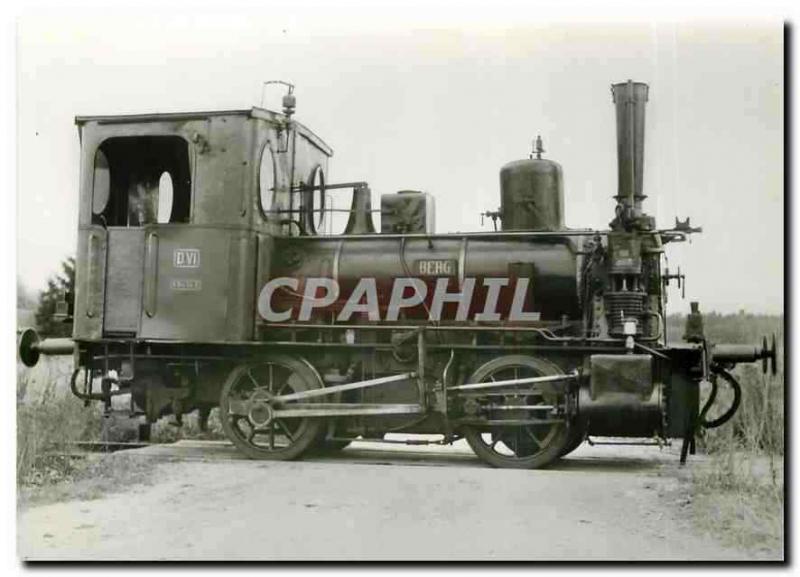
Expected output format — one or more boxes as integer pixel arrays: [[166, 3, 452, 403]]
[[18, 80, 777, 469]]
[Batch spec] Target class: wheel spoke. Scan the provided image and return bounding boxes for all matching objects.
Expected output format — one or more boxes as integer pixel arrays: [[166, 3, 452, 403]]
[[269, 422, 276, 450], [275, 419, 295, 441], [524, 427, 543, 448], [246, 369, 259, 389], [268, 363, 274, 394]]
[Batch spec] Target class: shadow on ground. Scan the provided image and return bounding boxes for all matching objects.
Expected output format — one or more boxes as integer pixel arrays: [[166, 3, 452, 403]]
[[123, 438, 679, 474]]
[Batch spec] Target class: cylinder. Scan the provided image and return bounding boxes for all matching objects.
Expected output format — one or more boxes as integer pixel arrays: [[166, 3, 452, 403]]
[[579, 354, 662, 437], [611, 80, 649, 215], [604, 291, 646, 336], [499, 158, 564, 231]]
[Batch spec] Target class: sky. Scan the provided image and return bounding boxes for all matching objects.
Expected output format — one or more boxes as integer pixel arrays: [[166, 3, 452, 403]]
[[15, 10, 783, 314]]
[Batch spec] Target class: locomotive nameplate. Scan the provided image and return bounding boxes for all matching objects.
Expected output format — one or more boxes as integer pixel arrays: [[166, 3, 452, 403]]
[[415, 259, 457, 276], [173, 248, 200, 268], [171, 278, 202, 291]]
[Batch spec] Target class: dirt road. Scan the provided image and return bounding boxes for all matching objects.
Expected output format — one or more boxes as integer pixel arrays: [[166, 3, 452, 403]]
[[17, 439, 763, 561]]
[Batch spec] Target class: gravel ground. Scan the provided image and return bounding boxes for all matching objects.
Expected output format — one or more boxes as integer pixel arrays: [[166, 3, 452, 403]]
[[17, 438, 780, 561]]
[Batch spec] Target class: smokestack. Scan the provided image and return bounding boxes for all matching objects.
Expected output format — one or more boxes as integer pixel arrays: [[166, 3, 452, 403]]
[[611, 80, 649, 220]]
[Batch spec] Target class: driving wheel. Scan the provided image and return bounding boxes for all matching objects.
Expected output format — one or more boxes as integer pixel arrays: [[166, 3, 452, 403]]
[[462, 355, 569, 469], [220, 355, 323, 460]]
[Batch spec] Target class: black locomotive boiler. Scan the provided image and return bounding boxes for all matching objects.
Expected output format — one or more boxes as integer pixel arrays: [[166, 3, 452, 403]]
[[19, 80, 777, 468]]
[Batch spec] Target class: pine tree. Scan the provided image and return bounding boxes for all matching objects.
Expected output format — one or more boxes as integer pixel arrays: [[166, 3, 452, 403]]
[[35, 257, 75, 337]]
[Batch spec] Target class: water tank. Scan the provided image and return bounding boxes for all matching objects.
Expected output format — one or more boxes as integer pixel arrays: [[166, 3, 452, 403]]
[[499, 154, 564, 231]]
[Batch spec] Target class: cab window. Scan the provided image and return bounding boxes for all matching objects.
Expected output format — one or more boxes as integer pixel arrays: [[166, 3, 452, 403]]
[[259, 144, 277, 218], [92, 136, 191, 227]]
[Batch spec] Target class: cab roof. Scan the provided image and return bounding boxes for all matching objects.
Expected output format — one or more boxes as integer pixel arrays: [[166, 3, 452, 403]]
[[74, 106, 333, 156]]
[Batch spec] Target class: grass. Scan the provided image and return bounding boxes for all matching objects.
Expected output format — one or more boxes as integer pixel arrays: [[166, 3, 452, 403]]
[[690, 443, 784, 558], [17, 359, 104, 487], [17, 452, 161, 509], [666, 312, 784, 559], [16, 357, 224, 506], [16, 360, 156, 508]]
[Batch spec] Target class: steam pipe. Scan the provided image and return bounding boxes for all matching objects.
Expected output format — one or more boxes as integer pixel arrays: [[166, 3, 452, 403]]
[[699, 368, 742, 429]]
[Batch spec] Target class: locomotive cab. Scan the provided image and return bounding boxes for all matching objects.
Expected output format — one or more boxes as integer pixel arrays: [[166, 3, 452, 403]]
[[73, 108, 332, 342]]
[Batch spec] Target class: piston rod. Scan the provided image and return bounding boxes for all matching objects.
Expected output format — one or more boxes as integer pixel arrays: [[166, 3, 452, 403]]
[[271, 372, 416, 403], [447, 370, 579, 392], [273, 403, 424, 418]]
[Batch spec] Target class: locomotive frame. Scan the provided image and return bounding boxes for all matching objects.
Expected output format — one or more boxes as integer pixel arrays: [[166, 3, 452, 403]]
[[18, 80, 777, 469]]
